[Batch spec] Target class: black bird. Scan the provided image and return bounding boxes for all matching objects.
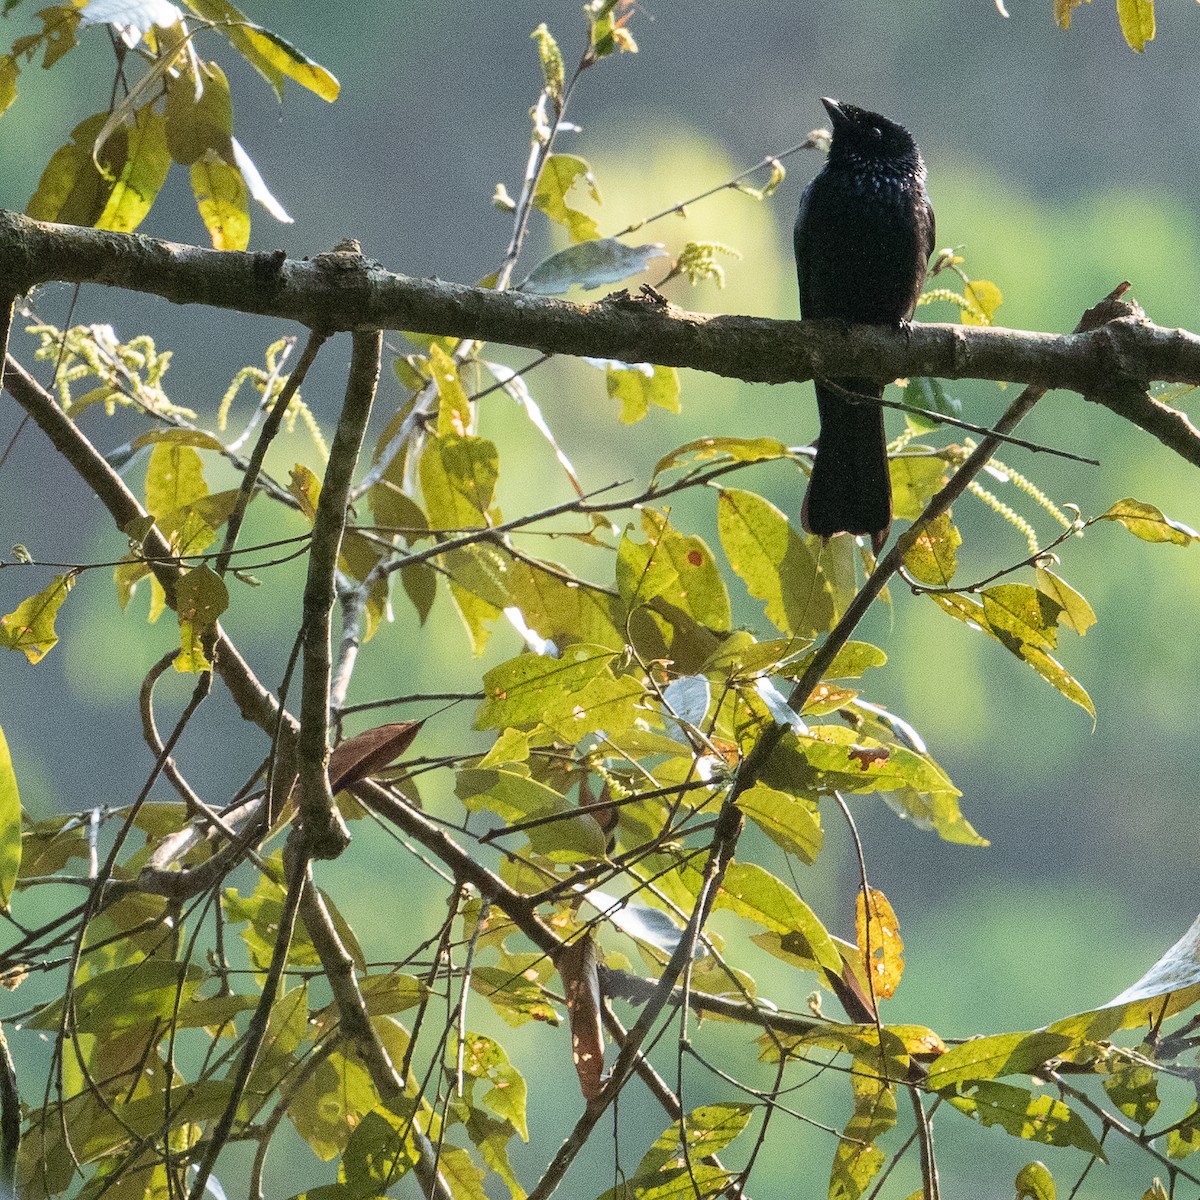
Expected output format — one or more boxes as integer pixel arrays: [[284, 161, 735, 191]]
[[794, 97, 936, 554]]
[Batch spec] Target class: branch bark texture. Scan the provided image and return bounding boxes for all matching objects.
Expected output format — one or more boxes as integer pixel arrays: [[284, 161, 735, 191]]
[[3, 211, 1200, 467]]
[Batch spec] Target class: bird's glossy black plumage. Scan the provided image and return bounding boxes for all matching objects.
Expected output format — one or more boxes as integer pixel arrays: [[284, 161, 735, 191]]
[[794, 98, 936, 553]]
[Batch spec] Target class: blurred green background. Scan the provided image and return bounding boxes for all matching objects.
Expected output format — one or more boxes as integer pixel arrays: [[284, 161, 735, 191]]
[[1, 0, 1199, 1196]]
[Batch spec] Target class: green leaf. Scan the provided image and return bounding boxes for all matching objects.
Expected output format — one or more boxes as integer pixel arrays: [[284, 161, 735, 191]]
[[1035, 568, 1096, 635], [902, 376, 962, 433], [606, 362, 680, 424], [653, 435, 790, 476], [0, 727, 21, 908], [191, 149, 250, 249], [903, 511, 960, 585], [639, 509, 731, 632], [1102, 1055, 1159, 1125], [477, 645, 617, 729], [28, 960, 204, 1032], [95, 107, 171, 233], [1099, 497, 1197, 544], [532, 153, 600, 243], [438, 1144, 489, 1200], [981, 584, 1062, 652], [146, 441, 208, 518], [419, 433, 499, 528], [1, 573, 73, 663], [1167, 1101, 1200, 1159], [881, 786, 988, 846], [927, 1029, 1076, 1091], [519, 238, 667, 295], [617, 527, 679, 609], [794, 725, 959, 796], [736, 782, 822, 864], [401, 561, 437, 624], [1116, 0, 1155, 50], [459, 1031, 529, 1140], [829, 1069, 895, 1199], [289, 1049, 377, 1160], [946, 1081, 1105, 1157], [889, 455, 946, 519], [1014, 644, 1095, 720], [165, 60, 233, 165], [1014, 1161, 1056, 1200], [341, 1108, 420, 1191], [717, 487, 833, 638], [471, 964, 560, 1027], [456, 768, 606, 860], [715, 862, 842, 973]]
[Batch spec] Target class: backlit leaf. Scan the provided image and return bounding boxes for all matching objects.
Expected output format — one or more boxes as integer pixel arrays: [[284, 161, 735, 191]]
[[904, 511, 960, 585], [946, 1081, 1105, 1157], [1099, 498, 1198, 545], [0, 726, 21, 908], [191, 149, 250, 249], [736, 782, 822, 864], [1, 573, 74, 663], [532, 153, 600, 243], [95, 107, 171, 233], [606, 362, 680, 424], [1116, 0, 1154, 50], [717, 487, 832, 637]]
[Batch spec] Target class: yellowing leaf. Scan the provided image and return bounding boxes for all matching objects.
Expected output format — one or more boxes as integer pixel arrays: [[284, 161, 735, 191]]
[[1099, 498, 1198, 545], [145, 441, 207, 519], [175, 563, 229, 673], [0, 55, 18, 117], [288, 463, 321, 523], [429, 343, 470, 436], [1, 574, 74, 663], [856, 887, 903, 1001], [191, 150, 251, 249], [26, 112, 116, 226], [185, 0, 338, 101], [1116, 0, 1154, 50], [903, 511, 960, 585], [533, 154, 601, 243], [960, 278, 1003, 326], [606, 363, 679, 424], [0, 725, 22, 908], [236, 22, 339, 101], [1015, 1161, 1056, 1200], [95, 107, 171, 233], [166, 60, 233, 165]]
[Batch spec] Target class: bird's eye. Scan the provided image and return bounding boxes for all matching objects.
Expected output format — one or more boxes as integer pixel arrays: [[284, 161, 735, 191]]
[[868, 125, 883, 140]]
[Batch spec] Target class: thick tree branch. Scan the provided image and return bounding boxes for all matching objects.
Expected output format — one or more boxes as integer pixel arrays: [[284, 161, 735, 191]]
[[3, 211, 1200, 468]]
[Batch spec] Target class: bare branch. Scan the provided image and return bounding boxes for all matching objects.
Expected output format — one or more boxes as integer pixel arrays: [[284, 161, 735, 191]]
[[4, 213, 1200, 468]]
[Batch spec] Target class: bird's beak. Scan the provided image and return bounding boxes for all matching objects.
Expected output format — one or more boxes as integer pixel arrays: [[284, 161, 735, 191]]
[[820, 97, 845, 125]]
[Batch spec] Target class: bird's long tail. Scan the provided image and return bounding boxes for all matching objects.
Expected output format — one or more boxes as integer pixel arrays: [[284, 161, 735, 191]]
[[801, 379, 892, 554]]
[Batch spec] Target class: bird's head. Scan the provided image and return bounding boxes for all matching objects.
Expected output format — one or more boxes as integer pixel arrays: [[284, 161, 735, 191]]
[[820, 97, 922, 173]]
